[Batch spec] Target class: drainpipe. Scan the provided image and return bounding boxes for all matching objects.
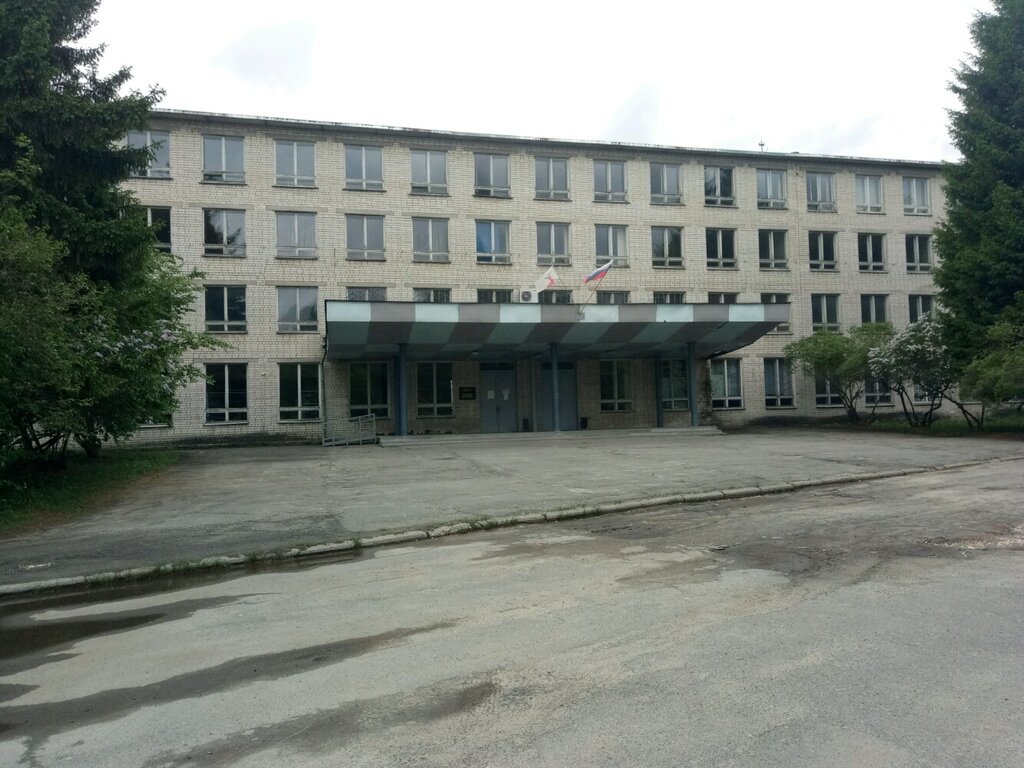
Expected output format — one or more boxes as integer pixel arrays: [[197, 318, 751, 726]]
[[687, 342, 700, 427], [396, 343, 408, 437]]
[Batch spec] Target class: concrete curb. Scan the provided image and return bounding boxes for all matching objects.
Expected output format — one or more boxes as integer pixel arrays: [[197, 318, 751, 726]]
[[3, 455, 1020, 598]]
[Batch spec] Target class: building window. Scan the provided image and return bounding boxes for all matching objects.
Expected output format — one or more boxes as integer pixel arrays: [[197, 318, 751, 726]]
[[275, 140, 315, 187], [203, 209, 246, 256], [474, 153, 510, 197], [411, 149, 447, 194], [710, 358, 743, 409], [856, 174, 883, 213], [704, 166, 734, 206], [539, 289, 572, 304], [652, 226, 683, 268], [764, 358, 794, 408], [204, 286, 246, 333], [865, 377, 892, 405], [659, 359, 689, 410], [756, 168, 786, 209], [758, 229, 788, 269], [413, 218, 449, 262], [650, 163, 681, 204], [809, 231, 837, 271], [596, 291, 629, 305], [858, 233, 886, 271], [277, 286, 318, 332], [147, 207, 172, 252], [346, 214, 385, 261], [347, 286, 387, 302], [706, 228, 736, 268], [417, 362, 453, 416], [276, 212, 317, 258], [653, 291, 686, 304], [708, 292, 738, 305], [811, 293, 840, 332], [594, 160, 626, 202], [815, 375, 843, 407], [127, 130, 170, 178], [477, 289, 513, 304], [345, 145, 384, 191], [909, 294, 934, 323], [202, 135, 244, 183], [599, 360, 632, 411], [349, 362, 389, 417], [279, 363, 320, 421], [806, 172, 836, 212], [537, 222, 570, 266], [535, 157, 569, 200], [596, 224, 628, 266], [413, 287, 450, 303], [861, 294, 888, 324], [205, 363, 247, 423], [476, 220, 511, 264], [761, 293, 790, 332], [903, 177, 930, 214], [906, 234, 932, 272]]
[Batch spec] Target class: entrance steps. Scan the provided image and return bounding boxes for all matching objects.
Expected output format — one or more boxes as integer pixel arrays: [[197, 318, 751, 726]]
[[378, 425, 722, 448]]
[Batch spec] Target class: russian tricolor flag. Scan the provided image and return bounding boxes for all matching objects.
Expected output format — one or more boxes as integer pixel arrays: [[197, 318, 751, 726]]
[[584, 260, 614, 285]]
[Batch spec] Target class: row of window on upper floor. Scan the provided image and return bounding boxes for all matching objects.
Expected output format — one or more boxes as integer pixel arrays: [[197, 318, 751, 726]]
[[128, 130, 934, 215], [149, 206, 935, 273]]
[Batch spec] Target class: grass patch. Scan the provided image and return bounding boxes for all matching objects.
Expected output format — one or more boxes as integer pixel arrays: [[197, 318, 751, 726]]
[[835, 413, 1024, 436], [0, 448, 181, 536]]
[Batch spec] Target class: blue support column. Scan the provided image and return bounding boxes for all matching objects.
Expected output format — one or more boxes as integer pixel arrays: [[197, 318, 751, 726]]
[[549, 343, 561, 433], [396, 344, 408, 437], [687, 342, 700, 427], [654, 356, 664, 428]]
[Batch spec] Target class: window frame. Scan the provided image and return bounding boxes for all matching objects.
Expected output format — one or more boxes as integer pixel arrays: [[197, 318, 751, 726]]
[[811, 293, 840, 332], [274, 140, 316, 187], [708, 292, 738, 305], [537, 222, 571, 266], [857, 233, 886, 272], [599, 360, 633, 411], [128, 129, 170, 178], [147, 207, 172, 252], [205, 362, 248, 423], [596, 291, 630, 305], [416, 362, 454, 417], [596, 224, 628, 267], [651, 226, 683, 268], [758, 229, 788, 270], [475, 220, 512, 264], [806, 172, 836, 212], [346, 286, 387, 302], [706, 227, 737, 269], [764, 358, 795, 408], [346, 214, 386, 261], [203, 208, 246, 256], [860, 294, 888, 324], [865, 377, 893, 406], [345, 145, 384, 191], [276, 211, 317, 259], [477, 288, 514, 304], [855, 174, 884, 213], [809, 231, 837, 271], [761, 293, 790, 333], [535, 156, 570, 200], [279, 362, 321, 421], [756, 168, 787, 209], [815, 375, 844, 407], [902, 177, 930, 215], [277, 285, 319, 333], [594, 159, 627, 202], [650, 162, 682, 204], [349, 361, 390, 418], [412, 217, 450, 263], [909, 294, 934, 324], [474, 153, 510, 197], [704, 166, 734, 206], [659, 359, 689, 410], [905, 234, 932, 272], [653, 291, 686, 305], [202, 134, 245, 184], [204, 285, 246, 333], [539, 289, 573, 305], [413, 287, 451, 304], [710, 358, 743, 409], [410, 149, 448, 195]]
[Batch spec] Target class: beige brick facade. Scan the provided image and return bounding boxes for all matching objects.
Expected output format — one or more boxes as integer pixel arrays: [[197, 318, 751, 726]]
[[127, 110, 944, 444]]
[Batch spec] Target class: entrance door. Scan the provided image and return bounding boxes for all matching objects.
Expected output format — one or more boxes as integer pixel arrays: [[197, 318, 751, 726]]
[[537, 362, 577, 431], [479, 363, 518, 433]]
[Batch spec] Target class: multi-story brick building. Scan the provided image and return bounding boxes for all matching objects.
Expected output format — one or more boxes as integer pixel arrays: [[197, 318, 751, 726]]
[[127, 109, 943, 444]]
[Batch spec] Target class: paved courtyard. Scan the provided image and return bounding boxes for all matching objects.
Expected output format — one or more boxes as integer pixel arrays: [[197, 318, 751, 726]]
[[2, 429, 1023, 586]]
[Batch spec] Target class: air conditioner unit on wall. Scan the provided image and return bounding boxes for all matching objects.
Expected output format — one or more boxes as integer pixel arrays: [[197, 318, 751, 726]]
[[519, 289, 537, 303]]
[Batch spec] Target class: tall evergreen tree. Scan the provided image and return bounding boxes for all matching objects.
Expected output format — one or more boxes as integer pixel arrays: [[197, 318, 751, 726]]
[[0, 0, 210, 458], [934, 0, 1024, 372]]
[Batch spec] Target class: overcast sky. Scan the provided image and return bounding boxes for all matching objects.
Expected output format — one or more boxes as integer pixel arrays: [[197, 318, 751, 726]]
[[88, 0, 990, 161]]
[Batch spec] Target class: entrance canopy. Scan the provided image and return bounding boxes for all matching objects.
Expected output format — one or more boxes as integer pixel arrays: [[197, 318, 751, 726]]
[[324, 302, 789, 361]]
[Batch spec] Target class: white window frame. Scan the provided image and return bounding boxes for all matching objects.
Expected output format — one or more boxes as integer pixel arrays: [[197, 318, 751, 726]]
[[476, 220, 511, 264], [411, 149, 447, 194], [809, 231, 837, 271], [704, 166, 734, 206], [596, 224, 628, 266], [537, 222, 571, 266], [706, 228, 736, 268], [349, 362, 389, 418], [417, 362, 454, 417], [903, 177, 930, 215], [205, 362, 247, 423], [906, 234, 932, 272], [806, 172, 836, 212], [276, 211, 317, 258], [599, 360, 632, 411], [758, 229, 788, 270], [275, 140, 315, 187], [858, 233, 886, 271], [474, 153, 510, 197], [345, 145, 384, 191], [594, 160, 627, 202], [535, 156, 570, 200], [346, 286, 387, 302], [865, 377, 892, 406], [856, 174, 884, 213], [477, 289, 514, 304], [204, 285, 246, 333], [653, 291, 686, 305], [412, 217, 449, 263], [757, 168, 787, 209], [909, 294, 934, 323], [659, 359, 689, 410], [596, 291, 630, 305], [860, 294, 888, 324], [203, 209, 246, 256], [650, 162, 682, 204], [652, 226, 683, 268], [277, 286, 318, 333], [815, 376, 844, 407], [413, 288, 451, 303], [202, 135, 244, 183], [128, 130, 170, 178], [764, 358, 794, 408], [710, 358, 743, 409], [279, 362, 321, 421], [346, 214, 385, 261], [811, 293, 840, 332], [708, 292, 738, 305], [147, 207, 172, 252], [761, 293, 790, 333], [539, 290, 572, 305]]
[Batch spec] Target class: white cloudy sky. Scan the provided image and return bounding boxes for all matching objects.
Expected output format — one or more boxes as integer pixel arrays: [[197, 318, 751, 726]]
[[88, 0, 990, 161]]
